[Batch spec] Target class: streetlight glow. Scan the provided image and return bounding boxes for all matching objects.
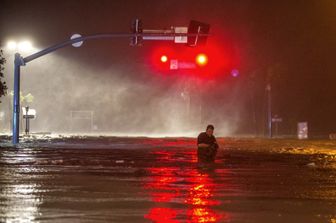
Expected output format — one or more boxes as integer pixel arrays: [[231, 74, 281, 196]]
[[7, 40, 33, 52], [18, 41, 33, 52], [7, 41, 17, 50]]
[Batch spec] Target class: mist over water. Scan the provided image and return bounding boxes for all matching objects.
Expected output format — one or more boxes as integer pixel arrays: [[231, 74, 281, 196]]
[[1, 47, 244, 137]]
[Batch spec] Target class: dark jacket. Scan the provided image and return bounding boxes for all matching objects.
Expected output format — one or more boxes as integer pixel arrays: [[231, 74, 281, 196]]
[[197, 132, 218, 149]]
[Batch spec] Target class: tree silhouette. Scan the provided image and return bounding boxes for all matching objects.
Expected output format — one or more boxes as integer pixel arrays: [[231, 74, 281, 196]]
[[0, 50, 8, 102]]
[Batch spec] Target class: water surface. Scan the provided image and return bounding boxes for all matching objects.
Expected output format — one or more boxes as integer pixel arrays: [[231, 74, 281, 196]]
[[0, 137, 335, 222]]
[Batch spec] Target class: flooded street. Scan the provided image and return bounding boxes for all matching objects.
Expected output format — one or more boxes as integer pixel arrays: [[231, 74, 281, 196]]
[[0, 137, 336, 222]]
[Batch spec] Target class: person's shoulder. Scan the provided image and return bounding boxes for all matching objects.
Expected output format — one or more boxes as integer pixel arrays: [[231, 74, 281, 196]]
[[198, 132, 206, 137], [197, 132, 206, 139]]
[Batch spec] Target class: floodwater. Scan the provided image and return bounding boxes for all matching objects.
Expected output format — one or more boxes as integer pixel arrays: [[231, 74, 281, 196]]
[[0, 137, 336, 222]]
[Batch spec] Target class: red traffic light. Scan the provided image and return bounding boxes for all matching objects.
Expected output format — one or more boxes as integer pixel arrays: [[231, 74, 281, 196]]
[[195, 53, 208, 66], [160, 55, 168, 63]]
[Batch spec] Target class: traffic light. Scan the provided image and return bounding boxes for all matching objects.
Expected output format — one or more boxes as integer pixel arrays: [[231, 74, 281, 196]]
[[195, 53, 208, 66], [130, 19, 142, 46], [187, 20, 210, 47], [160, 55, 168, 63], [155, 52, 209, 71]]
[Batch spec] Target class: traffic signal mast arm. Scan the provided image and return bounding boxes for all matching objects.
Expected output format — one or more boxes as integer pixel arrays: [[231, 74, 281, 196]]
[[12, 18, 210, 145]]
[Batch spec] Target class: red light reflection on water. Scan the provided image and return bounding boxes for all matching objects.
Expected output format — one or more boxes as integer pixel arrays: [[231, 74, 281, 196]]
[[145, 207, 180, 223], [185, 171, 223, 222], [144, 166, 180, 222], [144, 167, 179, 198], [186, 183, 219, 206], [144, 145, 230, 222], [187, 208, 220, 223]]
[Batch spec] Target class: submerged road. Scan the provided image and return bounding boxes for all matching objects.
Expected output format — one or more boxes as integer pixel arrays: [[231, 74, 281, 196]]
[[0, 137, 336, 222]]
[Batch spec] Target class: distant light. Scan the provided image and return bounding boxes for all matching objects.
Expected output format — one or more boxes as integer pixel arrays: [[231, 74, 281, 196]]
[[18, 41, 33, 52], [7, 41, 17, 50], [160, 55, 168, 63], [231, 69, 239, 77], [196, 53, 208, 66]]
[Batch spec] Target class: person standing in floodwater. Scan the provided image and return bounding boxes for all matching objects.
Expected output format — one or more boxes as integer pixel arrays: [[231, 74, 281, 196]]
[[197, 124, 219, 162]]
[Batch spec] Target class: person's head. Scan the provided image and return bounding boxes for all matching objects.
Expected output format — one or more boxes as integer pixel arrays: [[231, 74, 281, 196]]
[[206, 124, 214, 136]]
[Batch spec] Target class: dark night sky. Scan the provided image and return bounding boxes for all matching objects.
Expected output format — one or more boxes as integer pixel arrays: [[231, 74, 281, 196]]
[[1, 0, 336, 136]]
